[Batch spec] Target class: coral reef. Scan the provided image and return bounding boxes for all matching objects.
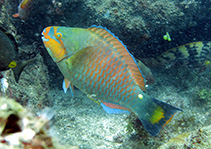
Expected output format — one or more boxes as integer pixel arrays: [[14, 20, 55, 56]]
[[0, 1, 51, 111], [1, 54, 51, 111], [196, 89, 211, 101], [158, 125, 211, 148], [0, 97, 79, 148], [85, 0, 211, 58], [0, 0, 211, 148], [0, 97, 55, 148]]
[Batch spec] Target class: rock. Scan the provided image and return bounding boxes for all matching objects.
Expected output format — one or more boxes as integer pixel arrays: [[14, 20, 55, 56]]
[[158, 125, 211, 149]]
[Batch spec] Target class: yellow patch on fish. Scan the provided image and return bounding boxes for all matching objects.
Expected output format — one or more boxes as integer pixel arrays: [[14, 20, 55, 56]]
[[177, 46, 189, 57], [8, 61, 17, 68], [149, 106, 165, 124]]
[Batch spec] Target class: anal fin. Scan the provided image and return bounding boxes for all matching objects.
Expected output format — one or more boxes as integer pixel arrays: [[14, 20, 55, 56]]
[[101, 101, 131, 114]]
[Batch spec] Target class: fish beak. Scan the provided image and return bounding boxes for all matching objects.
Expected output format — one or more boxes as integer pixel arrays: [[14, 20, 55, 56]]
[[41, 29, 49, 42], [41, 36, 49, 42]]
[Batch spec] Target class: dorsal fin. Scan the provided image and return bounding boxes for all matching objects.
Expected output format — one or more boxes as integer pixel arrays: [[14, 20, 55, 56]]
[[88, 25, 146, 91]]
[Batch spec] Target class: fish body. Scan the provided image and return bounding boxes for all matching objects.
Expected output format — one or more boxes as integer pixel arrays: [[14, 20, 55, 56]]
[[0, 29, 17, 71], [0, 27, 34, 82], [13, 0, 32, 19], [142, 41, 211, 74], [41, 26, 181, 136], [157, 41, 211, 67]]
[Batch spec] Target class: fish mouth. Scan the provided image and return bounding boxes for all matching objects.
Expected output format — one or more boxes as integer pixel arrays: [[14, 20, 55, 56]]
[[41, 31, 49, 42]]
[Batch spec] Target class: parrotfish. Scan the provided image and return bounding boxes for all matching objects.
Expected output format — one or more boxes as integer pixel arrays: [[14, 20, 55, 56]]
[[141, 41, 211, 74], [41, 25, 181, 136], [0, 27, 34, 82], [13, 0, 33, 20]]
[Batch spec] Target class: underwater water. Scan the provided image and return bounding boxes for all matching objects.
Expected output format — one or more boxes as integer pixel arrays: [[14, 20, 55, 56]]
[[0, 0, 211, 148]]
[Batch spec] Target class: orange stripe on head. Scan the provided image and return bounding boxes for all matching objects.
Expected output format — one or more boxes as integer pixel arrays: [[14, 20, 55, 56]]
[[42, 27, 51, 39], [42, 26, 67, 62]]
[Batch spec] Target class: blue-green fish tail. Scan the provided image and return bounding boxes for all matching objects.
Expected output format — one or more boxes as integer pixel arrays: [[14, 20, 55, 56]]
[[137, 98, 182, 136]]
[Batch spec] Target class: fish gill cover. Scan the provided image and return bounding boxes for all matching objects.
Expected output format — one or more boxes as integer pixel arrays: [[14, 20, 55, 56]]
[[0, 0, 211, 148]]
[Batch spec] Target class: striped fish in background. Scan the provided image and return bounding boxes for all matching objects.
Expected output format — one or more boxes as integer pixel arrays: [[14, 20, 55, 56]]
[[41, 25, 181, 136], [141, 41, 211, 74]]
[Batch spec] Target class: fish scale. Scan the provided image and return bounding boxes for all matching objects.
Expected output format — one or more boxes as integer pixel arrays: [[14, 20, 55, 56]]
[[42, 25, 181, 136], [88, 27, 146, 91], [66, 44, 137, 105]]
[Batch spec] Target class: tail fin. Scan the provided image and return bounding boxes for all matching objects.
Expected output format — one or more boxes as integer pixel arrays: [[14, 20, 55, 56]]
[[12, 58, 35, 82], [139, 98, 182, 136]]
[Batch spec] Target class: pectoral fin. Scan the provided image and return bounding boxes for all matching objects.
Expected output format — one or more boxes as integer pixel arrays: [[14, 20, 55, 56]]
[[12, 58, 35, 82], [62, 78, 74, 97]]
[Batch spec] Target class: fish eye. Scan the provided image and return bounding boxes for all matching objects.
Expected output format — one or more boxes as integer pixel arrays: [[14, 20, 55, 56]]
[[8, 61, 17, 68], [55, 32, 62, 39]]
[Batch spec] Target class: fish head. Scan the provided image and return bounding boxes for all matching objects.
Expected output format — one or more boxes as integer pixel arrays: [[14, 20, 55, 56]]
[[42, 26, 92, 63], [41, 26, 68, 62]]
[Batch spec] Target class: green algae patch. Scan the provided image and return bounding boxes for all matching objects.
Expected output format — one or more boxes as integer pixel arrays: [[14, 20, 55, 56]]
[[196, 89, 211, 101]]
